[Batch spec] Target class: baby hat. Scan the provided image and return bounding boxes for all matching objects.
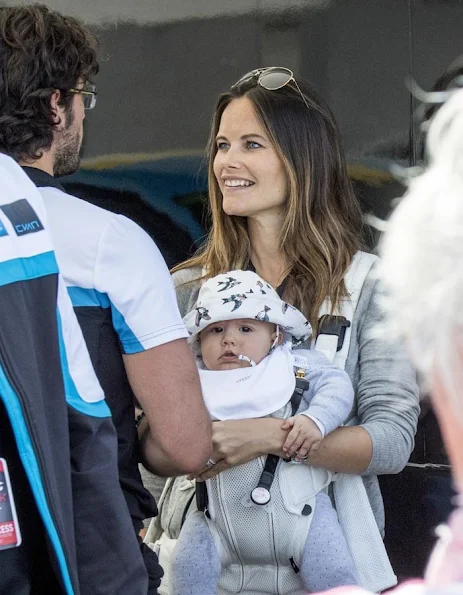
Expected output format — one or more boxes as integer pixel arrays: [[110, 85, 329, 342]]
[[183, 270, 311, 346]]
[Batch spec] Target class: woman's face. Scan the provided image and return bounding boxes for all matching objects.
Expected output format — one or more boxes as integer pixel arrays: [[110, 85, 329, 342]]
[[213, 96, 288, 221]]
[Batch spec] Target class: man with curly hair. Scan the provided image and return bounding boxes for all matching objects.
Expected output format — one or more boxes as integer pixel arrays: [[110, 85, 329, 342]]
[[0, 4, 211, 593], [0, 5, 98, 174]]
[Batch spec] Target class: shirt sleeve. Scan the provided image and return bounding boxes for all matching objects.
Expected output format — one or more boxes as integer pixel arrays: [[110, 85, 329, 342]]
[[303, 414, 326, 437], [355, 274, 420, 476], [297, 348, 355, 436], [94, 215, 188, 354], [172, 267, 203, 318]]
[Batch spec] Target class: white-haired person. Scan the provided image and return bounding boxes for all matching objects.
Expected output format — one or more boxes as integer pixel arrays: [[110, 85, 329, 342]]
[[319, 86, 463, 595], [171, 270, 359, 594]]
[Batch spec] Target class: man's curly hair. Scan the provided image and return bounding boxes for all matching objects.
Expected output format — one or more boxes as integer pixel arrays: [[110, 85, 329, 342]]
[[0, 4, 99, 162]]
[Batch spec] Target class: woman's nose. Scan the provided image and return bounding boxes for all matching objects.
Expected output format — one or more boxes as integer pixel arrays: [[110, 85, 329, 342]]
[[222, 145, 242, 169]]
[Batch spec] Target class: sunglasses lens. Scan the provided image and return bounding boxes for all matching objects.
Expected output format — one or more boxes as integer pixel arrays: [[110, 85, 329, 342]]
[[259, 69, 293, 90], [232, 69, 260, 88]]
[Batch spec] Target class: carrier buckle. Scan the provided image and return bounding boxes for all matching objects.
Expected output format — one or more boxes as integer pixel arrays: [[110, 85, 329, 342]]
[[317, 315, 351, 352]]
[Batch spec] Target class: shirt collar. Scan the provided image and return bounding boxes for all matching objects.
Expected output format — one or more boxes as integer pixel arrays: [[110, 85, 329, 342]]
[[22, 166, 66, 192]]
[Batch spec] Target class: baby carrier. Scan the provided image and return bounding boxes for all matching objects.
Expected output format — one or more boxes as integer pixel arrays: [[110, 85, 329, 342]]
[[145, 252, 397, 594], [195, 371, 332, 595]]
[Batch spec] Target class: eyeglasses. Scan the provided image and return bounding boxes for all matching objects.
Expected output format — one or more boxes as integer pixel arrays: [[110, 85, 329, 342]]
[[67, 84, 97, 110], [231, 67, 310, 109]]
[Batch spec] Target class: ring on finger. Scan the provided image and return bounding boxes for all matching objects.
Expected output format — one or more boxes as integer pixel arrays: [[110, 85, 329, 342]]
[[292, 451, 308, 461], [206, 458, 216, 467]]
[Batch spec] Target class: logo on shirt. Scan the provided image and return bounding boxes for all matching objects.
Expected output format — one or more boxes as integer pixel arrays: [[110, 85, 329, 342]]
[[0, 199, 44, 236], [0, 216, 8, 238]]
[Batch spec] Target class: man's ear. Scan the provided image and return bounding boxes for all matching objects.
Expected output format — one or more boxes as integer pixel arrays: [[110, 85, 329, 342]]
[[50, 90, 64, 127]]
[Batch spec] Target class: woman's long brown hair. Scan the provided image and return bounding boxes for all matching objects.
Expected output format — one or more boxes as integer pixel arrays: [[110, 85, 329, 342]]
[[172, 75, 363, 330]]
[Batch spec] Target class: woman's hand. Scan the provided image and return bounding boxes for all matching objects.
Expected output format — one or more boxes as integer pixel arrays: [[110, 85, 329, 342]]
[[189, 418, 287, 482]]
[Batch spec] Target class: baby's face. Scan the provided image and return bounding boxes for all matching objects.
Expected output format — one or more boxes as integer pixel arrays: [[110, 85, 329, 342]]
[[200, 318, 277, 371]]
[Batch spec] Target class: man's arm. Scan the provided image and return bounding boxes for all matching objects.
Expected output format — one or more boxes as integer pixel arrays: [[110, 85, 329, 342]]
[[96, 215, 211, 476], [125, 340, 211, 477]]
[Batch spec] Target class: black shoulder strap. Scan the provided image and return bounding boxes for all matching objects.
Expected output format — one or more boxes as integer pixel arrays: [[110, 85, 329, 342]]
[[290, 375, 310, 416], [196, 480, 209, 514]]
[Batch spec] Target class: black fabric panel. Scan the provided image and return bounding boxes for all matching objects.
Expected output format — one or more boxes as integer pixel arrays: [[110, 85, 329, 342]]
[[139, 535, 164, 593], [73, 306, 158, 524], [22, 166, 66, 192], [67, 406, 149, 594], [0, 402, 62, 595], [0, 275, 79, 594]]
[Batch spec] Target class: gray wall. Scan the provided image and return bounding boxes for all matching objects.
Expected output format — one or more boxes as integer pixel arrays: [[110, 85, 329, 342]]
[[75, 1, 463, 164]]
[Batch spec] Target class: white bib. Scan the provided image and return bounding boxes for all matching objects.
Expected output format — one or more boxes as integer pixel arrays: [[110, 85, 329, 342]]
[[199, 343, 296, 420]]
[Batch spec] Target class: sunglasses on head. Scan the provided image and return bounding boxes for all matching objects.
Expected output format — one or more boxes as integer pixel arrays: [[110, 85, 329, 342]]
[[231, 66, 310, 109]]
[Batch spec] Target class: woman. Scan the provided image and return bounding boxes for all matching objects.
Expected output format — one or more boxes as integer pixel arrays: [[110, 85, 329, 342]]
[[152, 67, 419, 592], [326, 84, 463, 594]]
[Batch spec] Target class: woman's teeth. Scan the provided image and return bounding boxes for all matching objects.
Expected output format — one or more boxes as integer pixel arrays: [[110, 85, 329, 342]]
[[224, 179, 254, 187]]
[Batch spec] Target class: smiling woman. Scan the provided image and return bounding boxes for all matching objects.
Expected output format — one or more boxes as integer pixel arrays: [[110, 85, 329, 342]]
[[153, 68, 419, 595], [188, 71, 364, 312], [213, 97, 288, 222]]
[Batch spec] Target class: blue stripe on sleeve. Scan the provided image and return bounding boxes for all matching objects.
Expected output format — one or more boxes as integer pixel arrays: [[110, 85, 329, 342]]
[[110, 301, 144, 354], [56, 309, 110, 418], [0, 364, 75, 595], [67, 286, 110, 308], [66, 287, 143, 354], [0, 251, 58, 287]]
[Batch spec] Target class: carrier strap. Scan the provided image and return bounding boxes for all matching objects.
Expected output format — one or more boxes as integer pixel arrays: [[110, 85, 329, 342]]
[[196, 479, 208, 514], [196, 378, 309, 513], [290, 376, 310, 416], [315, 252, 377, 369]]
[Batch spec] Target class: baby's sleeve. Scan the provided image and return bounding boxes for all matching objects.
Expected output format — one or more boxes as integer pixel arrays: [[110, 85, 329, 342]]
[[296, 349, 354, 436]]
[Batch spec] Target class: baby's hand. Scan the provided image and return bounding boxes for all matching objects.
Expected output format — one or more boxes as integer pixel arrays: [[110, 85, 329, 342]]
[[281, 415, 322, 460]]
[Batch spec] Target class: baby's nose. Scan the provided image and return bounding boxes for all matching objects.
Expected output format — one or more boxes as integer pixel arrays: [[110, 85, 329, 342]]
[[222, 332, 236, 344]]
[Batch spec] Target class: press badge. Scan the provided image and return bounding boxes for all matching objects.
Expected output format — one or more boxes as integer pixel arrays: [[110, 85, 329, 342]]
[[0, 458, 22, 549]]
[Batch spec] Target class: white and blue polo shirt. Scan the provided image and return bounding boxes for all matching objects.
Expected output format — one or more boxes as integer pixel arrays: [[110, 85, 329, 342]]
[[23, 166, 188, 571], [25, 167, 188, 355]]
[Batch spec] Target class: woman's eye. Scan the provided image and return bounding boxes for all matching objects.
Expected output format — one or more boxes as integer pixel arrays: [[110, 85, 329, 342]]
[[246, 140, 262, 149], [216, 142, 229, 151]]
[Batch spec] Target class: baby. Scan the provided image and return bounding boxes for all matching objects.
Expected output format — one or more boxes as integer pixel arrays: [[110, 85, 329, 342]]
[[172, 270, 359, 595]]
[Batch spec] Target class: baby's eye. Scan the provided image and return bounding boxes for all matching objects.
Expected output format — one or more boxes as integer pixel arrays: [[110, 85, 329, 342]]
[[240, 326, 253, 333], [246, 140, 262, 149], [209, 326, 223, 333]]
